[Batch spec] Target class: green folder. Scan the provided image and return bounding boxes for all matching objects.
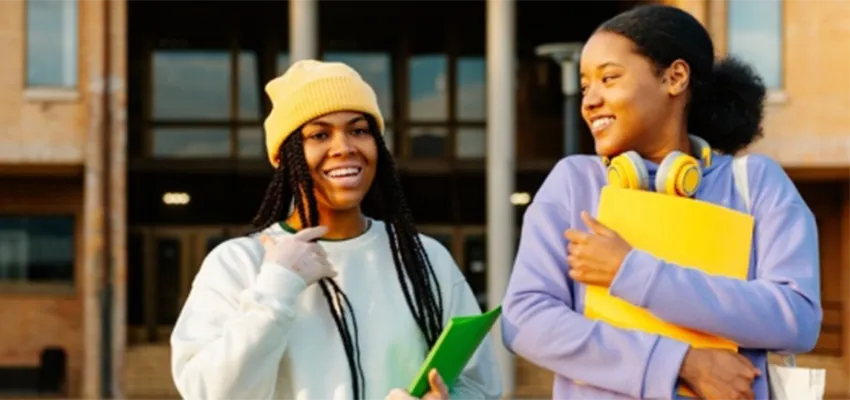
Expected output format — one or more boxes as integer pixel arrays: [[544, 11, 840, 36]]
[[407, 305, 503, 397]]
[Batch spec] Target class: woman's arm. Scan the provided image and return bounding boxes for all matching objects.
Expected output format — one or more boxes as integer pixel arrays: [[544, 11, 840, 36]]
[[170, 238, 306, 400], [501, 158, 689, 400], [608, 156, 822, 353]]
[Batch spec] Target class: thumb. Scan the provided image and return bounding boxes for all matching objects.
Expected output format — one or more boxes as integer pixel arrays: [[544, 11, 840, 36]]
[[581, 211, 612, 236], [293, 225, 329, 242]]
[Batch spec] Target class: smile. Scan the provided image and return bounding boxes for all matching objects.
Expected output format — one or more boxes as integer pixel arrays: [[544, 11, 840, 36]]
[[325, 166, 362, 178], [323, 166, 364, 189], [590, 116, 616, 134]]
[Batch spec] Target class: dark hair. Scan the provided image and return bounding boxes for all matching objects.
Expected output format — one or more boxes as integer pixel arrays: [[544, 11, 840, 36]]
[[597, 4, 767, 154], [252, 115, 444, 399]]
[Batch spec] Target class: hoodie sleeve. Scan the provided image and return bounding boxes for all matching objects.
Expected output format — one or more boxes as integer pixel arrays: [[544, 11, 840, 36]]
[[501, 158, 689, 400], [170, 238, 307, 400], [608, 155, 822, 353]]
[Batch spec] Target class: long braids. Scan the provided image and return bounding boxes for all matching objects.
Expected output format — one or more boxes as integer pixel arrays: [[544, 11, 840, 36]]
[[252, 116, 444, 399]]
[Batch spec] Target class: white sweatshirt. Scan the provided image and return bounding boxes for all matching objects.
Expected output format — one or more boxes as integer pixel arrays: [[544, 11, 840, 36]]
[[170, 220, 503, 400]]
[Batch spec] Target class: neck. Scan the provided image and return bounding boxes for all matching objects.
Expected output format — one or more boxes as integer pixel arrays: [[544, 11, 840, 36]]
[[285, 207, 368, 240], [641, 122, 691, 165]]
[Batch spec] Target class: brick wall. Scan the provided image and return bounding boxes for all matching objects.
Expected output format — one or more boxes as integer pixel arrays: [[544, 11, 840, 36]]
[[0, 177, 84, 397], [0, 0, 96, 165]]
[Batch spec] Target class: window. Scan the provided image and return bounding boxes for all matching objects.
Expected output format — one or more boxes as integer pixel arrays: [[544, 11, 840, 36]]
[[727, 0, 783, 90], [26, 0, 79, 88], [406, 54, 487, 160], [0, 215, 75, 284], [149, 46, 265, 159]]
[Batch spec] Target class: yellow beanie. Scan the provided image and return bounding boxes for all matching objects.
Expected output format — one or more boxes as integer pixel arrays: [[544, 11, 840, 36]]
[[263, 59, 385, 167]]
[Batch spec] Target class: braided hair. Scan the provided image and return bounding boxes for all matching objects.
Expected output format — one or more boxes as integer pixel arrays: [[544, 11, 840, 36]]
[[252, 115, 445, 399]]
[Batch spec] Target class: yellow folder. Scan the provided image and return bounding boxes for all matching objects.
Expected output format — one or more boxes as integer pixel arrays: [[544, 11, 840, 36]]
[[583, 186, 754, 396]]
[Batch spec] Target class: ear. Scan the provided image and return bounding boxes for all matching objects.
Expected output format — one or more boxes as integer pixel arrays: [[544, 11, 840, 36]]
[[664, 59, 691, 97]]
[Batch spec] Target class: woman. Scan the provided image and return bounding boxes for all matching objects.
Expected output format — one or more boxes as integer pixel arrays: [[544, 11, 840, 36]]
[[170, 60, 502, 400], [501, 5, 821, 400]]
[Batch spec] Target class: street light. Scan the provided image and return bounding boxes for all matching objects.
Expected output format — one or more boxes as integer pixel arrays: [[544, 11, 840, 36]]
[[536, 42, 584, 156]]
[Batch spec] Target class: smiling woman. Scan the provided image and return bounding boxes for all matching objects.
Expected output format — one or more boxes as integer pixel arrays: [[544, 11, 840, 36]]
[[168, 60, 502, 400]]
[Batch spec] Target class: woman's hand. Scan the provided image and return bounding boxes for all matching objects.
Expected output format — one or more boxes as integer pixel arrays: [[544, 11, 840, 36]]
[[563, 211, 632, 287], [679, 347, 760, 400], [385, 369, 449, 400], [259, 226, 337, 286]]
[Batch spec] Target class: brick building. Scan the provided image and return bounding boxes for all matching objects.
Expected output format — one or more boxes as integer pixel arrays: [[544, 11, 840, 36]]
[[0, 0, 846, 398]]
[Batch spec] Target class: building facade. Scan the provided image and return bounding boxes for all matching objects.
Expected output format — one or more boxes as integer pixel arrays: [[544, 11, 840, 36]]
[[0, 0, 847, 398]]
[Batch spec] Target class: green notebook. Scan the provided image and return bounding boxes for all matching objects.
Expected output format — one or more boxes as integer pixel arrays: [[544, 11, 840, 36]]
[[407, 305, 503, 397]]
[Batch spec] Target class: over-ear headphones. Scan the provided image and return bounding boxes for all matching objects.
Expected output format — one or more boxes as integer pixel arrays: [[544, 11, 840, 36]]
[[604, 135, 712, 198]]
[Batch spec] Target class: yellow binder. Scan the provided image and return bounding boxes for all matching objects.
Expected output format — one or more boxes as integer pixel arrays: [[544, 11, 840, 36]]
[[583, 186, 755, 396]]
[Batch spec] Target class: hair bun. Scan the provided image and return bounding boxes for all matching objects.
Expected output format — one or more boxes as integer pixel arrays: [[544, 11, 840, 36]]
[[688, 56, 767, 154]]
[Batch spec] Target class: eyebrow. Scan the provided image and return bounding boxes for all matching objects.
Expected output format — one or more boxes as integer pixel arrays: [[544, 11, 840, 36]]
[[580, 61, 625, 77], [306, 115, 366, 128]]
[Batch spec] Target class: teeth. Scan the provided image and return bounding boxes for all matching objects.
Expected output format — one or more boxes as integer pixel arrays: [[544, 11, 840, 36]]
[[591, 117, 615, 131], [327, 167, 361, 178]]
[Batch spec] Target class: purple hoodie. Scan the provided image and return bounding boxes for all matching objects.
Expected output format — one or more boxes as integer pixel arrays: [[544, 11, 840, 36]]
[[501, 153, 822, 399]]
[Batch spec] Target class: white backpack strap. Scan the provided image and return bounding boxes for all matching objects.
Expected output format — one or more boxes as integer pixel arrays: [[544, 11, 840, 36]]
[[732, 154, 751, 213], [733, 155, 795, 367]]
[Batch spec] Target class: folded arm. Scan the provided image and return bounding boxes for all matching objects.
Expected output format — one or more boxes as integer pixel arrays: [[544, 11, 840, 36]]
[[171, 240, 307, 400], [609, 202, 822, 353], [501, 170, 688, 400]]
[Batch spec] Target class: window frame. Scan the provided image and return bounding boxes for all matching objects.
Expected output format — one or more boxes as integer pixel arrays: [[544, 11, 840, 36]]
[[400, 34, 488, 165]]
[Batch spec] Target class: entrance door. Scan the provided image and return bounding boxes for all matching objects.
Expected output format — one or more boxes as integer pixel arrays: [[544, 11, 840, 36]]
[[128, 226, 244, 344]]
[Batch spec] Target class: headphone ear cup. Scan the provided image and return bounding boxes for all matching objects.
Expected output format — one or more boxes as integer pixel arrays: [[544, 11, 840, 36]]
[[607, 151, 649, 190], [655, 151, 702, 197]]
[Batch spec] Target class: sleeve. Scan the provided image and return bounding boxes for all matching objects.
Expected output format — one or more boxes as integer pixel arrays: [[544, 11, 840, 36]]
[[607, 159, 822, 353], [500, 159, 689, 400], [170, 239, 308, 400], [431, 244, 503, 400]]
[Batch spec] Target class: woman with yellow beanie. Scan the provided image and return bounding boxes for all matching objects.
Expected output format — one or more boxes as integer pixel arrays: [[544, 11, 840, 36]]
[[169, 60, 503, 400]]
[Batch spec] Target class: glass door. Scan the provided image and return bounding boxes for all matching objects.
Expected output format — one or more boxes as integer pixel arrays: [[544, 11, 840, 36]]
[[128, 226, 234, 344]]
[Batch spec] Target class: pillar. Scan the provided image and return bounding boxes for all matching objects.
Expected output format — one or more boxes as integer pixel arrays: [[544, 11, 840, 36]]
[[486, 0, 516, 396], [536, 43, 583, 156], [289, 0, 318, 63]]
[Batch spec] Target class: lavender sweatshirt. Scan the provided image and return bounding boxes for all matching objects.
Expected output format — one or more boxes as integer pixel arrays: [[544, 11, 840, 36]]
[[501, 153, 822, 399]]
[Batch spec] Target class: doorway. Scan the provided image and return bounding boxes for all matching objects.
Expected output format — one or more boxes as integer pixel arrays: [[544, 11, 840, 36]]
[[127, 225, 248, 344]]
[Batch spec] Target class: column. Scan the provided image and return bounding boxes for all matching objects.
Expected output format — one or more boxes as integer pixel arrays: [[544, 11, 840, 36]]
[[536, 43, 583, 156], [289, 0, 318, 63], [486, 0, 516, 396]]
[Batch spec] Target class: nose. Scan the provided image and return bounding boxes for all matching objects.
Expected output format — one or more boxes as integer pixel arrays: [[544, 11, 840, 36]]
[[581, 85, 603, 113], [329, 131, 356, 157]]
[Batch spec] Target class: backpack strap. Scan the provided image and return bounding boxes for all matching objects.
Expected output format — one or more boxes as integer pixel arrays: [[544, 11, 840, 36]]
[[732, 154, 797, 368], [732, 155, 751, 213]]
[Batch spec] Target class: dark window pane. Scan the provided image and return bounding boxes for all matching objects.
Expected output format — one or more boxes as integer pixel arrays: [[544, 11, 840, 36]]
[[238, 127, 264, 159], [155, 238, 181, 325], [277, 53, 291, 76], [409, 55, 448, 121], [153, 50, 231, 120], [456, 57, 486, 121], [409, 126, 448, 158], [239, 51, 261, 121], [0, 215, 75, 283], [26, 0, 78, 87], [127, 232, 144, 326], [464, 234, 487, 310], [152, 127, 231, 158]]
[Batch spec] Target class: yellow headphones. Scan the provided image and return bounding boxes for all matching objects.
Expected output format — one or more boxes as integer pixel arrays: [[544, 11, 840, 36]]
[[604, 135, 713, 198]]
